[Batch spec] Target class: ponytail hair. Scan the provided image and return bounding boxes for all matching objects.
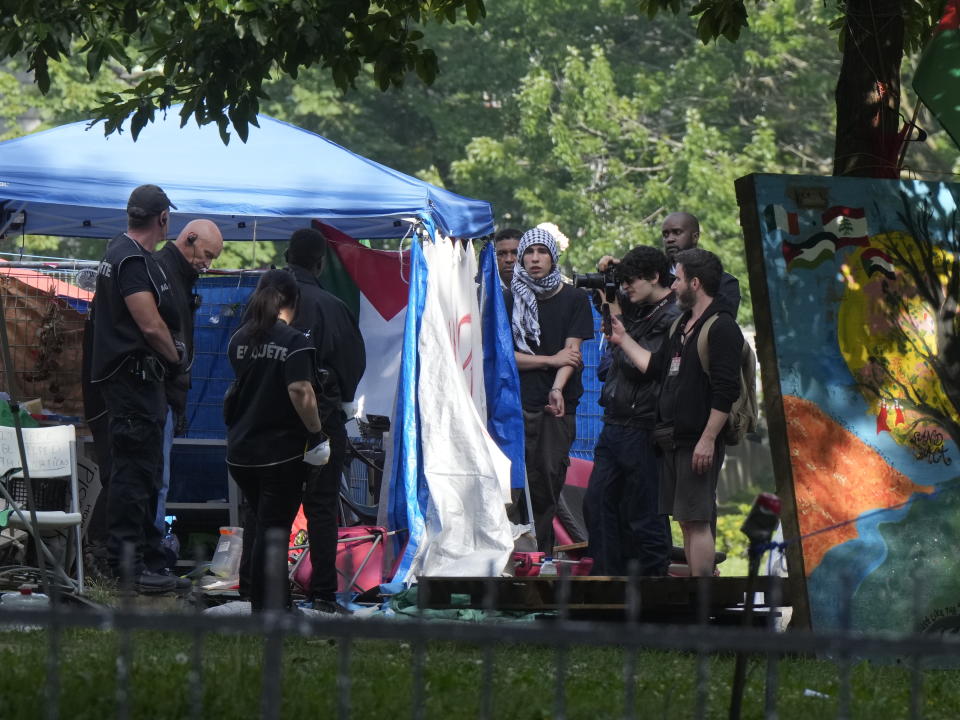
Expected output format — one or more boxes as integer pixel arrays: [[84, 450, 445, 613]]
[[242, 269, 299, 343]]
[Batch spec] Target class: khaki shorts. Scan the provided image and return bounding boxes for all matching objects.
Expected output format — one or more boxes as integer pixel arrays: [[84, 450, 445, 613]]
[[654, 426, 723, 522]]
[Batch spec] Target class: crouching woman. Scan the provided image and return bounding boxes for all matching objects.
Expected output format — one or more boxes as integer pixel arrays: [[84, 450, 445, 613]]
[[226, 270, 328, 611]]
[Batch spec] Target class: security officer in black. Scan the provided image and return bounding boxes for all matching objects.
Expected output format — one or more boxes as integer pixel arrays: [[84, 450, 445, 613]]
[[89, 184, 187, 593], [152, 220, 224, 543], [286, 227, 366, 614]]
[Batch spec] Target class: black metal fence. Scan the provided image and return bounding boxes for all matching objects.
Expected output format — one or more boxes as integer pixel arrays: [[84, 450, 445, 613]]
[[2, 558, 959, 720]]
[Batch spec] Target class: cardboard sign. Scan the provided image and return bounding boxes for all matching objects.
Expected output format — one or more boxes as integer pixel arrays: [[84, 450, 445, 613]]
[[0, 425, 75, 478]]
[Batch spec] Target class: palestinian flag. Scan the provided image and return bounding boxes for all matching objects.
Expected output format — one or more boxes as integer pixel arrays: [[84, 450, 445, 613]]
[[782, 233, 839, 269], [314, 222, 409, 419], [913, 0, 960, 149]]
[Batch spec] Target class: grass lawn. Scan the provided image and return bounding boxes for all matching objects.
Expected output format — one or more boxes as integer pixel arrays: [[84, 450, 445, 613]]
[[1, 629, 958, 719]]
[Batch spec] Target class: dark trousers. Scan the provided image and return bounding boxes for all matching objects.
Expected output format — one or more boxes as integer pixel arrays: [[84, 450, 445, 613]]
[[86, 412, 112, 547], [233, 458, 308, 611], [584, 423, 670, 576], [523, 409, 576, 554], [302, 417, 345, 602], [99, 370, 166, 576]]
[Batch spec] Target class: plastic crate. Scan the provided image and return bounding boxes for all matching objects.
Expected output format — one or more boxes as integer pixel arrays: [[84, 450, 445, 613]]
[[5, 476, 69, 511]]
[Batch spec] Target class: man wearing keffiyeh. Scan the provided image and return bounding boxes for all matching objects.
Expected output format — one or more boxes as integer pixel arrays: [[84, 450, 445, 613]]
[[508, 227, 594, 554]]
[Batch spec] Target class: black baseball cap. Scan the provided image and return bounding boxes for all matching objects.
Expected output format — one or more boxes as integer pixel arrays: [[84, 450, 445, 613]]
[[127, 184, 177, 218]]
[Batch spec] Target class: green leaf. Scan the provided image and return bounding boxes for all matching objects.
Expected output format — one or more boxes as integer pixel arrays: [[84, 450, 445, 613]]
[[33, 52, 51, 94]]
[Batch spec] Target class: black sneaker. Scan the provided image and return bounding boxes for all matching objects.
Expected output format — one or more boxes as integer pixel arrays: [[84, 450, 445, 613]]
[[311, 599, 352, 616], [153, 568, 193, 594], [134, 571, 179, 594]]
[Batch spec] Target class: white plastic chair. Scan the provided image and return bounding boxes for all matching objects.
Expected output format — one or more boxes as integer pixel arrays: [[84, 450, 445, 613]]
[[0, 424, 83, 592]]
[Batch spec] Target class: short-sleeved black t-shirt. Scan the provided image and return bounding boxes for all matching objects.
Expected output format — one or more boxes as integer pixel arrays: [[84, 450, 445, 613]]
[[90, 232, 180, 381], [226, 320, 316, 467], [509, 283, 595, 413]]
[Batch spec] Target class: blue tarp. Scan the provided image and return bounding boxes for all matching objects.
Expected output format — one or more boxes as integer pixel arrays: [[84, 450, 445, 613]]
[[0, 110, 494, 241], [478, 243, 526, 489]]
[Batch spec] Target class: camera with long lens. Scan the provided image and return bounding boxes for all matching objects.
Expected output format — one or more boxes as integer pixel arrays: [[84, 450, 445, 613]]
[[573, 268, 618, 303]]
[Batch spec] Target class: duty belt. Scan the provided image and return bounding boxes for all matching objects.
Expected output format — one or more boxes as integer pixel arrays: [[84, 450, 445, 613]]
[[125, 354, 166, 383]]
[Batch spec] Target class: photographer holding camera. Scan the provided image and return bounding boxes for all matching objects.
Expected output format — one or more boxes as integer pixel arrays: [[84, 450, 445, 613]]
[[581, 246, 680, 576]]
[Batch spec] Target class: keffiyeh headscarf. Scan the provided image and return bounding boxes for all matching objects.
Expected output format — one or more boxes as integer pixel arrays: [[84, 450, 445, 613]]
[[511, 227, 563, 354]]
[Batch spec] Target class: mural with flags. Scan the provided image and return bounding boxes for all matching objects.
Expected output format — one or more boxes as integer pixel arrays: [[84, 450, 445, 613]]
[[739, 173, 960, 635], [766, 204, 870, 270]]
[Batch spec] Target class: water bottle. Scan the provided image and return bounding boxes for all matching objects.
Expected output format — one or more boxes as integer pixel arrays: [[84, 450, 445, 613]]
[[209, 526, 244, 579], [539, 557, 558, 576], [0, 586, 50, 631]]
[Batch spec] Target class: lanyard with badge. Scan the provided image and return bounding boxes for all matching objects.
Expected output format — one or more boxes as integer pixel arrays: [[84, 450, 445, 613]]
[[668, 321, 689, 377]]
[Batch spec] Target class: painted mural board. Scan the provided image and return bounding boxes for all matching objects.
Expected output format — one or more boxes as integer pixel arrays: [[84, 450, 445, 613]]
[[736, 174, 959, 634]]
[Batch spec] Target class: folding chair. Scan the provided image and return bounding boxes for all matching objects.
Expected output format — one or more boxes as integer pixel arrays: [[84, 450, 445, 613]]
[[0, 424, 83, 592], [288, 509, 387, 597]]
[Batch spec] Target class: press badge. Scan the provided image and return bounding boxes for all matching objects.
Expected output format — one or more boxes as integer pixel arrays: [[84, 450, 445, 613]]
[[669, 354, 681, 376]]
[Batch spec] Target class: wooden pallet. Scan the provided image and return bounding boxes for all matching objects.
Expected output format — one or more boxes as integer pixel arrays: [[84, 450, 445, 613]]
[[417, 575, 788, 617]]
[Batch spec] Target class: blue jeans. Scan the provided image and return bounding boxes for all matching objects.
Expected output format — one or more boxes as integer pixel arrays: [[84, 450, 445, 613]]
[[154, 408, 174, 532], [584, 423, 670, 576]]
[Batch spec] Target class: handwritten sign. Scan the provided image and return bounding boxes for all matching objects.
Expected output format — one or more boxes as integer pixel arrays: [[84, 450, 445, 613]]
[[0, 425, 75, 478]]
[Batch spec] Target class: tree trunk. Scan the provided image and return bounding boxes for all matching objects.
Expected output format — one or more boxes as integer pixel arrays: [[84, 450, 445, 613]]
[[833, 0, 905, 177]]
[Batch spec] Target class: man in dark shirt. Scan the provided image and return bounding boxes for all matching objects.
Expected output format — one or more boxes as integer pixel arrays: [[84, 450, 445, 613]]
[[660, 211, 741, 314], [286, 227, 366, 614], [494, 228, 522, 291], [509, 227, 594, 553], [585, 246, 681, 576], [608, 248, 743, 576], [152, 219, 223, 545], [88, 184, 188, 593]]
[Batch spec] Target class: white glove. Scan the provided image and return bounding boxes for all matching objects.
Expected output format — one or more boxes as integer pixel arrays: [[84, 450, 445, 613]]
[[304, 439, 331, 466], [341, 400, 359, 419]]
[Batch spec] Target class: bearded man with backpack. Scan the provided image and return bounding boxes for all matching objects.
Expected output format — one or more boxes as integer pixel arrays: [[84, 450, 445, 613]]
[[608, 247, 744, 577]]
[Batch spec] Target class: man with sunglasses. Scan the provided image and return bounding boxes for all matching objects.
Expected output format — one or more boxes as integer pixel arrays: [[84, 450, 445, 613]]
[[152, 219, 224, 556]]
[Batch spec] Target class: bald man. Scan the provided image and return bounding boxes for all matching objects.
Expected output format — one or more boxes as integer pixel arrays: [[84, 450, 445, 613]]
[[152, 220, 224, 545], [660, 212, 741, 314]]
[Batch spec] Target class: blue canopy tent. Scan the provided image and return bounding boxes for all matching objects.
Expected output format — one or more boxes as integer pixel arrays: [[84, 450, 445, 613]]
[[0, 113, 527, 581], [0, 110, 493, 240]]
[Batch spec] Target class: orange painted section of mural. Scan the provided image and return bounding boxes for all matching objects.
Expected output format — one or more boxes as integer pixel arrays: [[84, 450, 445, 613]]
[[782, 394, 935, 575]]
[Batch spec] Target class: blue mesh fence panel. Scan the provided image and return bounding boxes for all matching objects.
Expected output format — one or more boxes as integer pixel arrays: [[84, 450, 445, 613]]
[[184, 275, 259, 439], [572, 307, 603, 461]]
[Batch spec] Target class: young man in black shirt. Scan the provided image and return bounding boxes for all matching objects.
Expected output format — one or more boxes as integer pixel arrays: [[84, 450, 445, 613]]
[[509, 227, 594, 553], [88, 184, 187, 593], [585, 246, 680, 576], [286, 227, 366, 614], [608, 248, 743, 576]]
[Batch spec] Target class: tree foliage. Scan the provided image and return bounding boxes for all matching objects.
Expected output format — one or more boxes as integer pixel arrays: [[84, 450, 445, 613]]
[[0, 0, 486, 143], [635, 0, 951, 176], [3, 0, 958, 301], [635, 0, 945, 51]]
